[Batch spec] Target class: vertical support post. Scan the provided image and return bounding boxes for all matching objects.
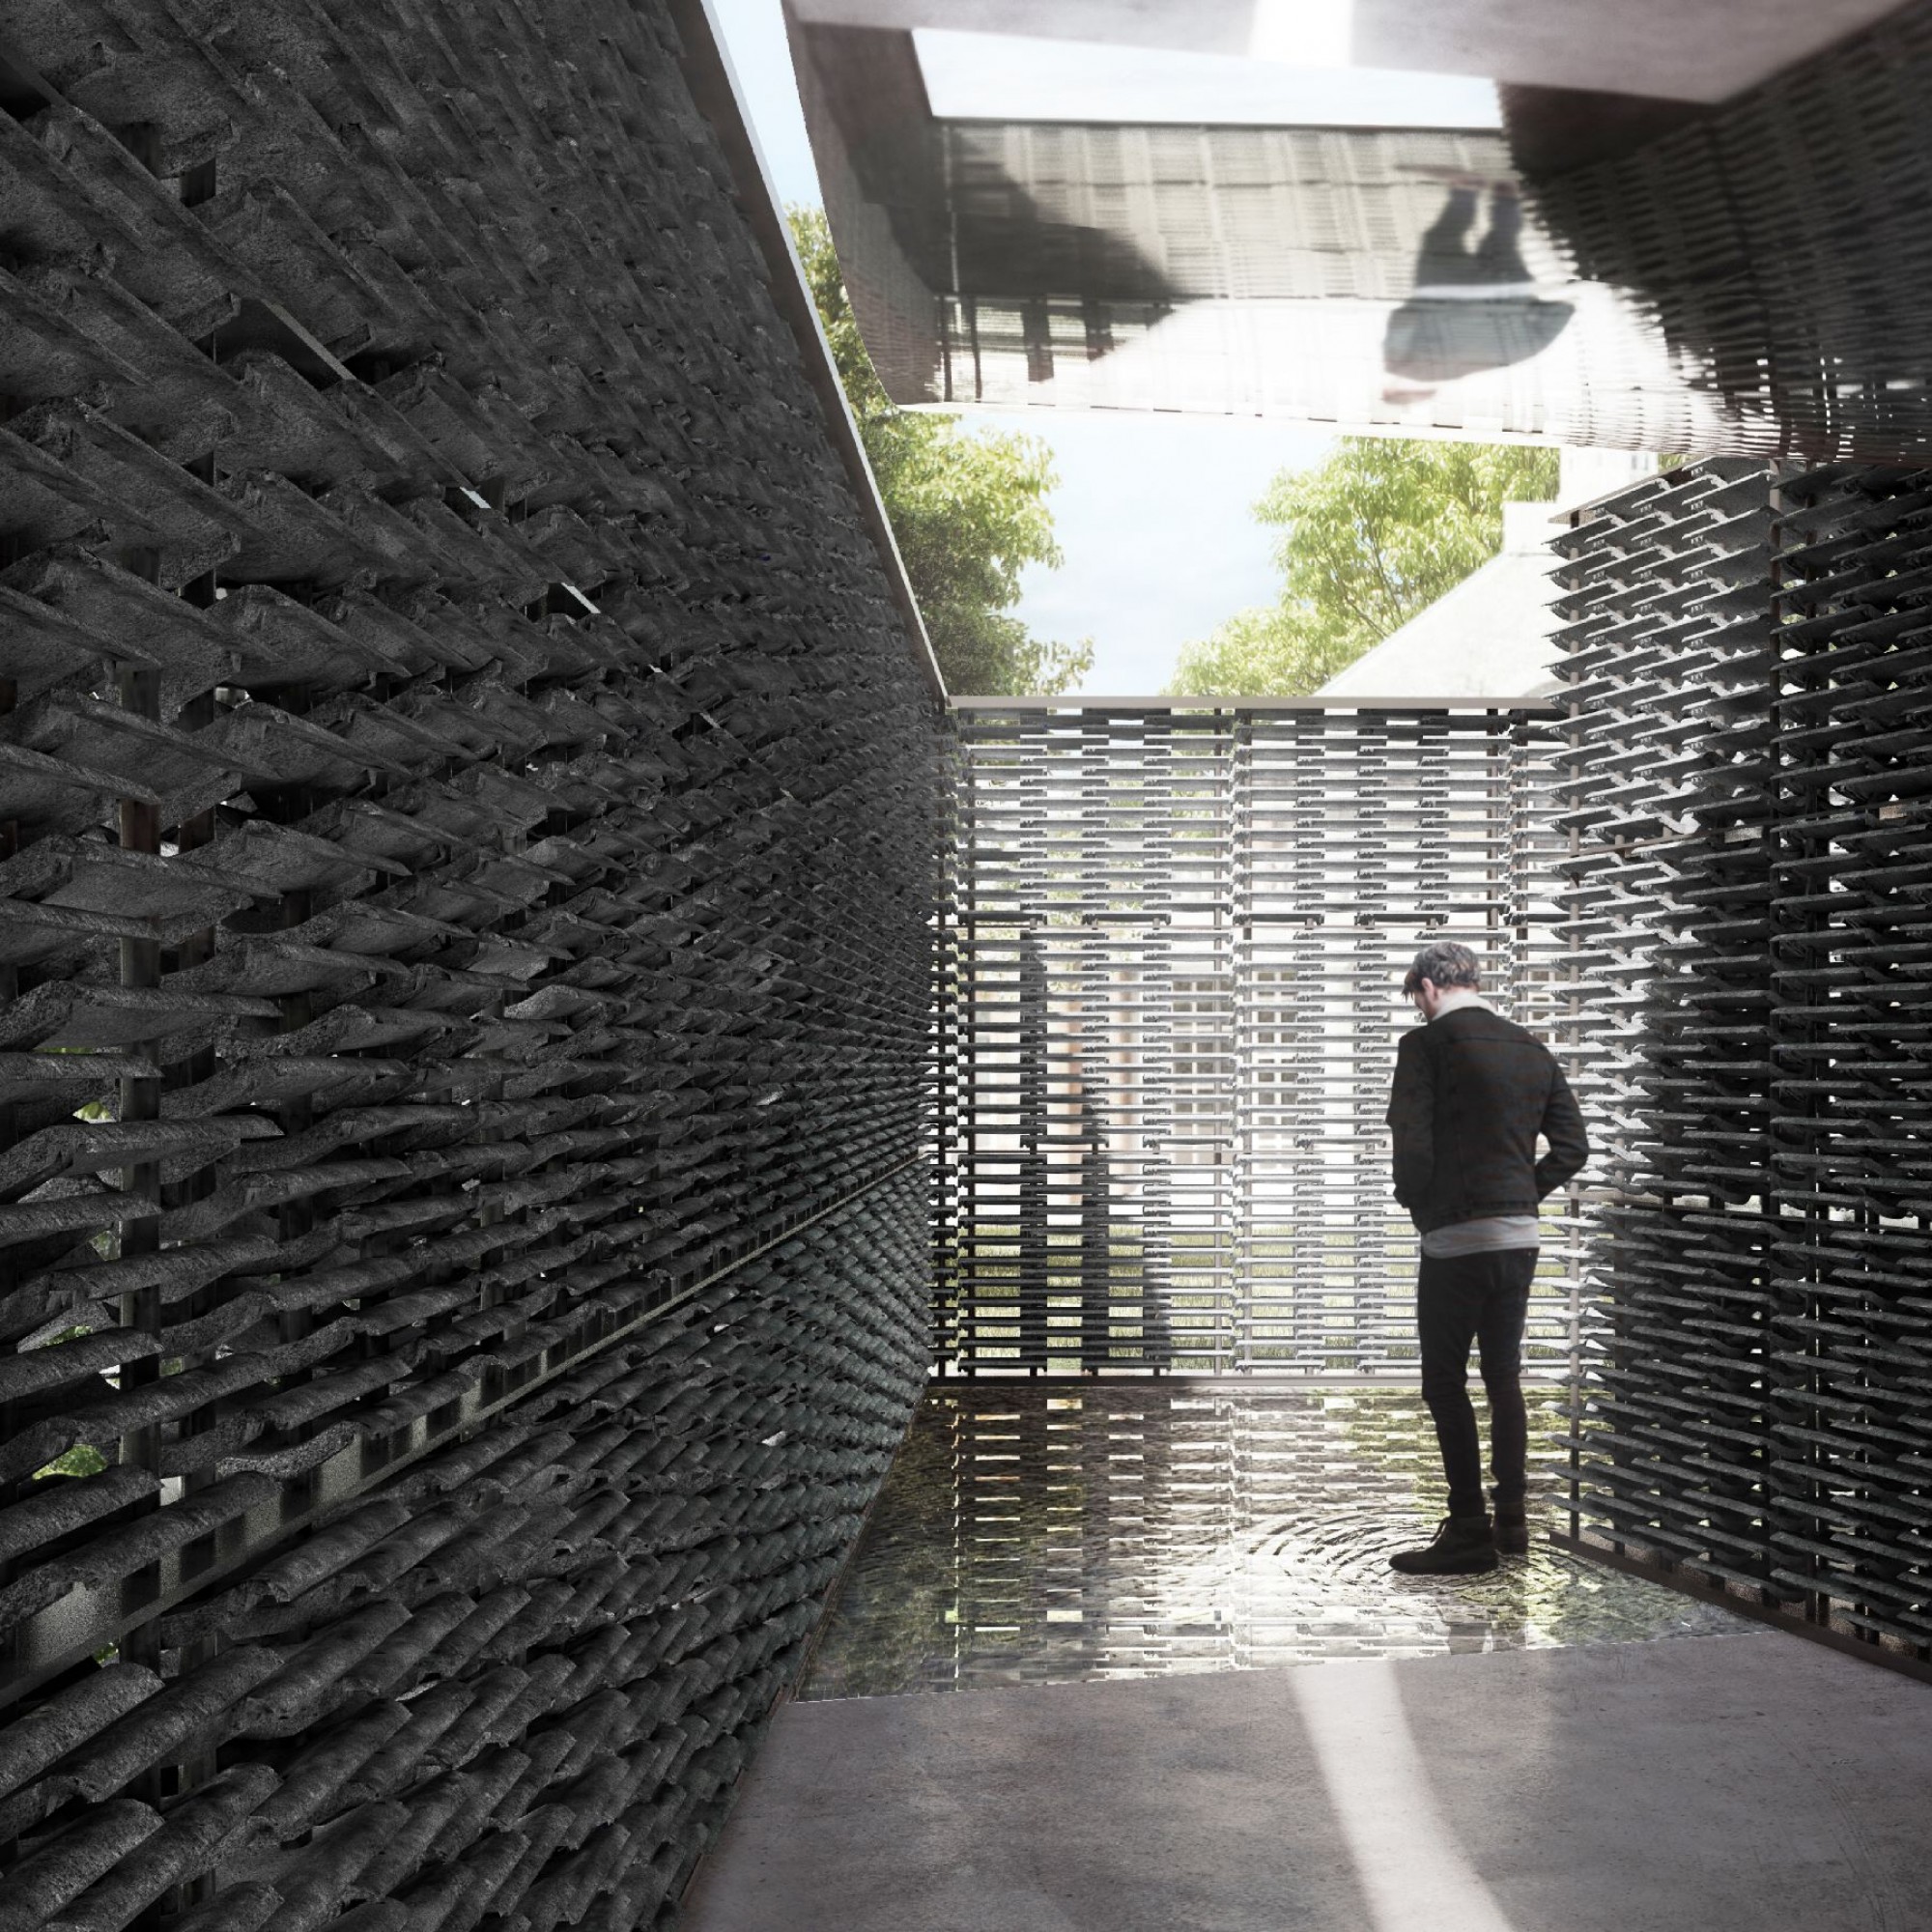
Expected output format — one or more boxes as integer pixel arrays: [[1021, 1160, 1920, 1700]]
[[930, 712, 955, 1376], [1765, 465, 1826, 1629], [115, 577, 164, 1679], [165, 554, 223, 1860], [0, 669, 14, 1608], [1564, 723, 1585, 1548]]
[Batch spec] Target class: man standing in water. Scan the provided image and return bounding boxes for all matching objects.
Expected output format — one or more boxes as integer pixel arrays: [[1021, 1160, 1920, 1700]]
[[1384, 941, 1588, 1574]]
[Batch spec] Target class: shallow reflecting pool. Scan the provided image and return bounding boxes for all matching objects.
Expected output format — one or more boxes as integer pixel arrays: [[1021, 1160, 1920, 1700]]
[[801, 1383, 1754, 1698]]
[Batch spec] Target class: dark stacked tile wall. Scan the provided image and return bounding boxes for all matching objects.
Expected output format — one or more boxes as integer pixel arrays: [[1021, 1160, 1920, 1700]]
[[1552, 461, 1932, 1669], [1766, 467, 1932, 1658], [0, 0, 938, 1922]]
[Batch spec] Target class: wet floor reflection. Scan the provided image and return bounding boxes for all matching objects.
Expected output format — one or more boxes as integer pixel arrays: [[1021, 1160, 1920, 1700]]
[[801, 1383, 1753, 1698]]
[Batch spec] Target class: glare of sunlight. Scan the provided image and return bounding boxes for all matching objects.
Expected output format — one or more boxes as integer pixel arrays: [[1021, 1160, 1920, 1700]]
[[1290, 1662, 1522, 1932], [1248, 0, 1354, 68]]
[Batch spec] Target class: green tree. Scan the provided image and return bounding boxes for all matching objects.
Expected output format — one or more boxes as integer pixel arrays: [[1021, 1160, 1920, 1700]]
[[1169, 438, 1559, 696], [789, 208, 1093, 696]]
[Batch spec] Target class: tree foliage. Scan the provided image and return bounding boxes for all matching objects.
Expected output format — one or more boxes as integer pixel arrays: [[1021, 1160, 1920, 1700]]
[[789, 209, 1093, 696], [1169, 438, 1559, 696]]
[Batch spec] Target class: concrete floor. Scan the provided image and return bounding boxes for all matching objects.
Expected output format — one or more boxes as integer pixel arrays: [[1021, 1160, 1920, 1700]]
[[682, 1633, 1932, 1932]]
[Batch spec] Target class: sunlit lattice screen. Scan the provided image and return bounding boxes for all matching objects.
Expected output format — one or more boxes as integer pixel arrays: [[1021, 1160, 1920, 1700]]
[[937, 703, 1578, 1378]]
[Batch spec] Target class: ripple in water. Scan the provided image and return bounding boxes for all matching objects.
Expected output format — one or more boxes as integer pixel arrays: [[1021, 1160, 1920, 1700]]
[[801, 1384, 1754, 1698]]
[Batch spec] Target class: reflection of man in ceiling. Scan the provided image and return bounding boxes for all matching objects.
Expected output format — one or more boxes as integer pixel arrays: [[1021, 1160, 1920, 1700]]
[[1382, 184, 1573, 389]]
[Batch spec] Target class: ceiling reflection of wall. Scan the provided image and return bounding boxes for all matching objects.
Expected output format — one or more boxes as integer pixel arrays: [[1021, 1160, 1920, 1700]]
[[790, 2, 1932, 460], [924, 121, 1683, 446]]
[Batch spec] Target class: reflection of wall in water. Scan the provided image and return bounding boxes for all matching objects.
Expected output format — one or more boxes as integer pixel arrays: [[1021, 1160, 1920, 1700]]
[[800, 1387, 1736, 1692]]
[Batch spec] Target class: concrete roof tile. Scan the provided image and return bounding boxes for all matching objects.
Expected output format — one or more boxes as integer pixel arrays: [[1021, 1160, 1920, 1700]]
[[1, 1801, 163, 1932]]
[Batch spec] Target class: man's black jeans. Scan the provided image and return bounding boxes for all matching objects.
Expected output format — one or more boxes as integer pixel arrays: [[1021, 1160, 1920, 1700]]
[[1416, 1247, 1536, 1519]]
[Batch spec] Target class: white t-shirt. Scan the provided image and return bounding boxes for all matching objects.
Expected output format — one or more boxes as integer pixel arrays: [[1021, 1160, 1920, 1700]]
[[1421, 1215, 1541, 1259]]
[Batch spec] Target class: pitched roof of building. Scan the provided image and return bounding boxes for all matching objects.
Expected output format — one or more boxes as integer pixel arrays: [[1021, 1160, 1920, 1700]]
[[1316, 500, 1561, 702]]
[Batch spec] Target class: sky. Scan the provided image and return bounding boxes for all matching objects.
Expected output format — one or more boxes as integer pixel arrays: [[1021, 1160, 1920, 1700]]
[[707, 0, 1341, 693]]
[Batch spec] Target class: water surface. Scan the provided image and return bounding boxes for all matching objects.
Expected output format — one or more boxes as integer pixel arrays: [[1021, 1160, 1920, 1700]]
[[802, 1383, 1752, 1697]]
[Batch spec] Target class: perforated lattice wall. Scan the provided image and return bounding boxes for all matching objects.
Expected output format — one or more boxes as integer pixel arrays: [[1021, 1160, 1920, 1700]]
[[938, 702, 1577, 1378]]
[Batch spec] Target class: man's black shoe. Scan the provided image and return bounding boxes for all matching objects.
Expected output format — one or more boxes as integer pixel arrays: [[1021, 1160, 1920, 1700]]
[[1389, 1513, 1498, 1575], [1493, 1507, 1529, 1556]]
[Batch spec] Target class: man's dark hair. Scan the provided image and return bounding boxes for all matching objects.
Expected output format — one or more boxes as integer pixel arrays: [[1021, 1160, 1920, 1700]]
[[1403, 940, 1482, 997]]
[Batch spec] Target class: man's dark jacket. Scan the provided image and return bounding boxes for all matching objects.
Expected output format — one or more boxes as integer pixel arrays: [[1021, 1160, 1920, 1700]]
[[1386, 1005, 1589, 1233]]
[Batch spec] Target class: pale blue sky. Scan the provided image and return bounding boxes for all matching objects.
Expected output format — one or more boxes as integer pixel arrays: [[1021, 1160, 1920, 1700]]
[[708, 0, 1337, 691]]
